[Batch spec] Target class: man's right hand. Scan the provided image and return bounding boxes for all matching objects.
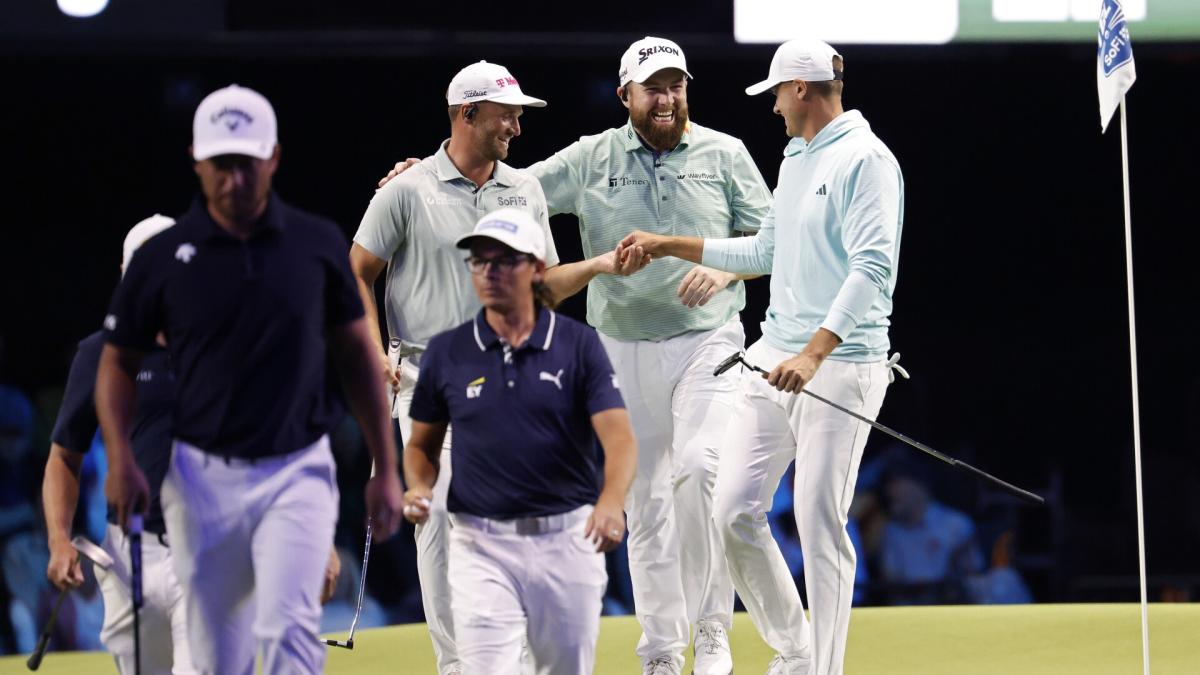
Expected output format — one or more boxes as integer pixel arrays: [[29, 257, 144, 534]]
[[46, 539, 83, 590], [378, 158, 421, 188], [104, 456, 150, 532], [379, 348, 400, 394], [402, 486, 434, 525], [618, 230, 672, 259]]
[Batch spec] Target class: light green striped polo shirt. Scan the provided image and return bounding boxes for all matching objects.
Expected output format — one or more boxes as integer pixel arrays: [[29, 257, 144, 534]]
[[528, 120, 771, 341], [354, 141, 559, 352]]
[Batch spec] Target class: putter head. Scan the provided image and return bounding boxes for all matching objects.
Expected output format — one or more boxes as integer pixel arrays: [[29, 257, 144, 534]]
[[713, 352, 745, 377], [324, 638, 354, 649], [71, 536, 114, 571]]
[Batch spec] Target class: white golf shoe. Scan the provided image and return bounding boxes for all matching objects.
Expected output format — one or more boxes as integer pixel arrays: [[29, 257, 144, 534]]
[[765, 653, 811, 675], [692, 620, 733, 674], [645, 654, 683, 674]]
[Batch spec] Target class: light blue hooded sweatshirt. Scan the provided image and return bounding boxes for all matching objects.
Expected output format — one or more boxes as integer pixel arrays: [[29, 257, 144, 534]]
[[703, 110, 903, 362]]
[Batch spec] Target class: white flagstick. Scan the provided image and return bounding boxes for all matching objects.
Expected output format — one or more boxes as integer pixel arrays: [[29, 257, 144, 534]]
[[1119, 96, 1150, 675]]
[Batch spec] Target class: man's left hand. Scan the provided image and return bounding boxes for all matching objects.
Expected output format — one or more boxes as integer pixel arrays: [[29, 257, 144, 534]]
[[677, 266, 735, 308], [766, 352, 824, 393], [365, 471, 404, 539], [320, 547, 341, 604], [584, 497, 626, 553]]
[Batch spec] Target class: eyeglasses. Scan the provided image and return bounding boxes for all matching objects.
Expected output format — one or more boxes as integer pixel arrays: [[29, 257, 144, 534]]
[[463, 254, 532, 274]]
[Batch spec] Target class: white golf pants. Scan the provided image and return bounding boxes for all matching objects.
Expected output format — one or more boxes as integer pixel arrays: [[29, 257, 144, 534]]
[[96, 523, 194, 674], [395, 357, 458, 674], [713, 339, 888, 675], [598, 318, 743, 668], [448, 506, 606, 675], [161, 436, 338, 675]]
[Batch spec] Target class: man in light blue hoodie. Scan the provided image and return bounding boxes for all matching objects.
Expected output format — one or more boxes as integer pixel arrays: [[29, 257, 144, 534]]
[[620, 38, 904, 675]]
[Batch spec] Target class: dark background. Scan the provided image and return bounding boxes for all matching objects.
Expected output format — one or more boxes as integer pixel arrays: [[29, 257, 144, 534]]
[[2, 1, 1198, 603]]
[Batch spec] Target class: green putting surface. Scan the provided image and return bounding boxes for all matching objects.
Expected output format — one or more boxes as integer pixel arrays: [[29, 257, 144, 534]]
[[3, 604, 1196, 674]]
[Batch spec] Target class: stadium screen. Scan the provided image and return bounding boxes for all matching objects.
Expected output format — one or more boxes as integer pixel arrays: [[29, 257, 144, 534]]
[[734, 0, 1199, 44]]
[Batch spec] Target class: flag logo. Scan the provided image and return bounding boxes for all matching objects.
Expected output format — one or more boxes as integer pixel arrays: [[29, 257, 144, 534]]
[[1098, 0, 1133, 77]]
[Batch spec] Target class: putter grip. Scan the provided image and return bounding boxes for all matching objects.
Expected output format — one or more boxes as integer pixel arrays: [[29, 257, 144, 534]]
[[129, 514, 144, 609], [26, 636, 49, 670]]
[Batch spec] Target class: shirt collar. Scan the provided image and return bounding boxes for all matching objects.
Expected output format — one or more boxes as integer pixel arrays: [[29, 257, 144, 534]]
[[618, 119, 693, 154], [433, 140, 518, 188], [186, 192, 286, 241], [472, 306, 558, 353]]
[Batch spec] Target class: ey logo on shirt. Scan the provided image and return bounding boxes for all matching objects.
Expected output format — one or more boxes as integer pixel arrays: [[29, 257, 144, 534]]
[[466, 376, 485, 399]]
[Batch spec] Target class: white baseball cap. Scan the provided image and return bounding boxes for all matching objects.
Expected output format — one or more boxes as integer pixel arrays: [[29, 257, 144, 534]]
[[456, 208, 547, 262], [619, 36, 692, 86], [447, 61, 547, 108], [745, 38, 842, 96], [192, 84, 278, 161], [121, 214, 176, 276]]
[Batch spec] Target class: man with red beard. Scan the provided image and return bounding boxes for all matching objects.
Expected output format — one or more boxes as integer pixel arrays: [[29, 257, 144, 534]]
[[380, 38, 771, 674]]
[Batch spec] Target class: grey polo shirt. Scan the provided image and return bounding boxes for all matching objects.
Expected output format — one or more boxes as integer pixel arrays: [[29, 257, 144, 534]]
[[528, 120, 772, 342], [354, 141, 560, 352]]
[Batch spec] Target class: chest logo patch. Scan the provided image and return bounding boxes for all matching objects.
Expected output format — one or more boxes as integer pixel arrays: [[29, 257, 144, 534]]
[[539, 369, 564, 390], [175, 243, 197, 263], [466, 376, 485, 399], [815, 184, 828, 196]]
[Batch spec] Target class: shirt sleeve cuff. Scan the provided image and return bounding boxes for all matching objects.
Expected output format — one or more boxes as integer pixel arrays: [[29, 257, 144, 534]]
[[819, 270, 881, 340]]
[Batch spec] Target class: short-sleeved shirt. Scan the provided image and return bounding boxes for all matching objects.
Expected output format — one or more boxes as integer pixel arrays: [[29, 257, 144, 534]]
[[409, 307, 624, 519], [528, 120, 772, 341], [104, 193, 363, 460], [51, 332, 173, 535], [353, 141, 560, 355]]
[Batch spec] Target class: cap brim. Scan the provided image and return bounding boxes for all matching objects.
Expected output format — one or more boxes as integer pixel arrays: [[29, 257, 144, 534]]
[[455, 232, 542, 258], [486, 93, 547, 108], [745, 78, 780, 96], [626, 66, 693, 85], [193, 139, 276, 161]]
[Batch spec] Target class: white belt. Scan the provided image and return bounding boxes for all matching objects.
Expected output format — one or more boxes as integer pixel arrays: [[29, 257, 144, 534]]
[[450, 505, 591, 536]]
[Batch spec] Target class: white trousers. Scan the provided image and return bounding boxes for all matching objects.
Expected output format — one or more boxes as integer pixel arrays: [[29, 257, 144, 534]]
[[598, 319, 743, 667], [448, 507, 606, 675], [395, 358, 459, 674], [161, 436, 338, 675], [713, 339, 888, 675], [96, 524, 194, 675]]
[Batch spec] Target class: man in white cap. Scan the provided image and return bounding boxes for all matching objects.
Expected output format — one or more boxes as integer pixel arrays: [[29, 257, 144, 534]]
[[97, 84, 403, 674], [381, 38, 771, 675], [620, 39, 906, 675], [401, 207, 636, 675], [42, 215, 196, 675], [351, 60, 648, 674]]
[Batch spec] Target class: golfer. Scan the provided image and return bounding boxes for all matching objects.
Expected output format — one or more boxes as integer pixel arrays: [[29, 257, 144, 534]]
[[401, 208, 636, 675]]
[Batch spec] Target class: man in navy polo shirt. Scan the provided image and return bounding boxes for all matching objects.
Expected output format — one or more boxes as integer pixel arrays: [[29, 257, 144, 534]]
[[42, 214, 194, 674], [402, 208, 637, 675], [95, 85, 402, 675]]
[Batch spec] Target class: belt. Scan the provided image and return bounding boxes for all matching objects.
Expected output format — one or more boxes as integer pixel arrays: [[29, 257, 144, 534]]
[[450, 505, 591, 536]]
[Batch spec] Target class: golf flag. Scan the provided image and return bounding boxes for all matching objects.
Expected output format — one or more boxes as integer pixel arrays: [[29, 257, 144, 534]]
[[1097, 0, 1136, 132]]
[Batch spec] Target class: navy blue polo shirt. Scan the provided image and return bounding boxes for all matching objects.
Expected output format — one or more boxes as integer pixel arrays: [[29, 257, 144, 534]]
[[410, 307, 625, 519], [103, 193, 363, 459], [52, 332, 173, 535]]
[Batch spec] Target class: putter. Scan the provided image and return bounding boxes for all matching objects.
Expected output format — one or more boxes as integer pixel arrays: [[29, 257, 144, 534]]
[[27, 537, 115, 671], [322, 518, 374, 650], [129, 514, 144, 675], [714, 352, 1045, 505]]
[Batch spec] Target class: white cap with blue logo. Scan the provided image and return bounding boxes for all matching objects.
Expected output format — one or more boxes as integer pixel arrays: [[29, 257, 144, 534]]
[[192, 84, 278, 161], [456, 208, 547, 262]]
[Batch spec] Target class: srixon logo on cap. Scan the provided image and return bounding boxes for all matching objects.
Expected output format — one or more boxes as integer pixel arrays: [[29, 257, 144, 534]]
[[211, 107, 254, 131], [638, 44, 680, 65]]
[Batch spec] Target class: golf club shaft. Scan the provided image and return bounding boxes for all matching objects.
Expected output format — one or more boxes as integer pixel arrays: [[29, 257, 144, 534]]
[[322, 517, 374, 649], [26, 587, 68, 671], [739, 358, 1044, 505]]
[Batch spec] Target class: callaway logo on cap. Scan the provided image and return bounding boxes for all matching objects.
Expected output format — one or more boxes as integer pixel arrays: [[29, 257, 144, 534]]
[[192, 84, 278, 161], [447, 61, 547, 108], [619, 36, 693, 85]]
